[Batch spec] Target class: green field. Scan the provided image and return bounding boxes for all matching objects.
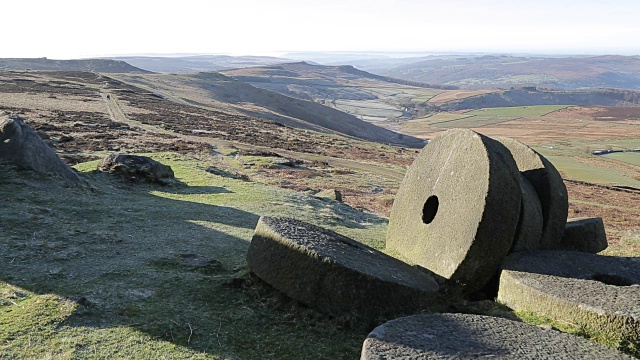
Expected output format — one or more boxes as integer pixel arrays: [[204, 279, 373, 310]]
[[433, 115, 520, 128], [404, 105, 569, 130], [603, 152, 640, 166], [411, 113, 471, 125], [466, 105, 568, 117], [544, 155, 640, 188]]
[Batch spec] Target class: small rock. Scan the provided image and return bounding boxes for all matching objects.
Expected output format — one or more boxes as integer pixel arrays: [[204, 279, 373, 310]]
[[558, 217, 608, 253], [315, 189, 342, 202], [67, 296, 93, 307]]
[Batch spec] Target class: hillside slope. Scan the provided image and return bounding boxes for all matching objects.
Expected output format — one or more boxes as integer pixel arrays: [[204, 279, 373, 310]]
[[0, 58, 150, 73], [219, 62, 456, 123], [372, 55, 640, 90], [438, 88, 640, 111], [112, 72, 425, 147]]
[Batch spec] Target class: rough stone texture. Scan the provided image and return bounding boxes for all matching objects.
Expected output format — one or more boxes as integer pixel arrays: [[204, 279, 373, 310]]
[[511, 174, 544, 252], [494, 136, 568, 249], [498, 251, 640, 350], [246, 216, 440, 322], [315, 188, 342, 202], [386, 129, 521, 293], [558, 217, 608, 253], [97, 153, 175, 184], [0, 112, 82, 184], [361, 313, 632, 359]]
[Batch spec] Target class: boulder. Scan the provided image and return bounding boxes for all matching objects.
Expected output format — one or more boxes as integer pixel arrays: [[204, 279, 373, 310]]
[[498, 250, 640, 350], [97, 153, 175, 184], [494, 136, 568, 249], [361, 313, 632, 359], [558, 217, 608, 253], [386, 129, 522, 293], [246, 216, 440, 323], [0, 112, 82, 185]]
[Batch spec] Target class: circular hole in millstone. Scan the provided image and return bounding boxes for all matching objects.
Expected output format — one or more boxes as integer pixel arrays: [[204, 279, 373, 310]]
[[422, 195, 439, 224], [591, 273, 634, 286]]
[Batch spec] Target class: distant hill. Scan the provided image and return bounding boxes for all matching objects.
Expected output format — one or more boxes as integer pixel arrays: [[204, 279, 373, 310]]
[[219, 62, 458, 123], [111, 72, 425, 147], [0, 58, 149, 73], [221, 62, 640, 123], [438, 87, 640, 111], [222, 62, 454, 95], [366, 55, 640, 90], [103, 55, 296, 73]]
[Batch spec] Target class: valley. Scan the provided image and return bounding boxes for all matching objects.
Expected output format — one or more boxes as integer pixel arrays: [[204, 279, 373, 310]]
[[1, 55, 640, 359]]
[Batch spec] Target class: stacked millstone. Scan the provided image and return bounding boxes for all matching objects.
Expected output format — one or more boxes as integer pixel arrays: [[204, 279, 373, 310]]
[[245, 128, 636, 356], [379, 128, 637, 357], [498, 251, 640, 353], [386, 129, 524, 293], [386, 128, 611, 294]]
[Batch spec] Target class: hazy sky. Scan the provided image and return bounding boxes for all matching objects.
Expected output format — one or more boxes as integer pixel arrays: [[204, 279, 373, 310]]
[[4, 0, 640, 59]]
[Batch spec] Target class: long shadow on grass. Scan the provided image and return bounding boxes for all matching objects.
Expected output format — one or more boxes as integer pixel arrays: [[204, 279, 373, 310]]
[[1, 170, 346, 358]]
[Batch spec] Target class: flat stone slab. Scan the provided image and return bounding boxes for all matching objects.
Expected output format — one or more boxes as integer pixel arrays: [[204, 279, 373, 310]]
[[559, 217, 608, 253], [247, 216, 440, 322], [511, 174, 544, 252], [494, 136, 568, 249], [361, 313, 632, 359], [498, 251, 640, 349], [387, 129, 521, 292]]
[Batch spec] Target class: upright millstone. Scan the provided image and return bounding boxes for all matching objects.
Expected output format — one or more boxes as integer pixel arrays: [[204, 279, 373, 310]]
[[493, 136, 568, 249], [510, 174, 544, 252], [387, 129, 522, 293]]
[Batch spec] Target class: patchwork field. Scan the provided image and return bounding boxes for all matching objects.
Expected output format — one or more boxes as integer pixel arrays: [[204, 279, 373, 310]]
[[385, 105, 640, 189]]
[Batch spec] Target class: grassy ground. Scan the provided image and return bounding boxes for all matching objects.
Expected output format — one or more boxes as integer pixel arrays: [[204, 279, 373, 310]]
[[0, 154, 389, 359], [2, 151, 639, 358], [604, 152, 640, 167]]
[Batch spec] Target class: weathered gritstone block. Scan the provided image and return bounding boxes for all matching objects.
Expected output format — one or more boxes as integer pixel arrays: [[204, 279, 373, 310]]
[[494, 136, 568, 249], [559, 217, 608, 253], [511, 174, 544, 252], [0, 112, 82, 184], [498, 251, 640, 350], [361, 313, 632, 359], [246, 216, 440, 322], [387, 129, 521, 292]]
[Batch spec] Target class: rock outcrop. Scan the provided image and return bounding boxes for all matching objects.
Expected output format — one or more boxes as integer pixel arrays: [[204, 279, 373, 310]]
[[0, 112, 82, 185]]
